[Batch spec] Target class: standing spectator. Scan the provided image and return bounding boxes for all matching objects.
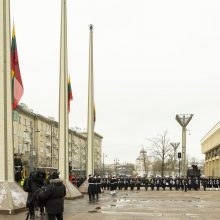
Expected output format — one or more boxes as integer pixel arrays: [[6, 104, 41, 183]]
[[14, 153, 23, 183], [23, 172, 42, 219], [39, 172, 66, 220]]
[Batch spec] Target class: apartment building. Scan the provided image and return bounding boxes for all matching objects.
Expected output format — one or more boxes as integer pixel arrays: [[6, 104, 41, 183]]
[[13, 103, 102, 177]]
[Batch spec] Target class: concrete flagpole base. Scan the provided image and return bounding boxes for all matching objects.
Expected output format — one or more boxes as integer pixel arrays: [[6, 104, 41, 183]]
[[79, 179, 88, 194], [62, 179, 83, 200], [0, 181, 27, 214]]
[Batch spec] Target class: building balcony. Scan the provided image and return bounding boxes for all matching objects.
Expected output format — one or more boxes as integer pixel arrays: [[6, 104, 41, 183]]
[[46, 142, 51, 147], [45, 131, 51, 137], [46, 153, 51, 158], [32, 150, 36, 156], [23, 137, 31, 143]]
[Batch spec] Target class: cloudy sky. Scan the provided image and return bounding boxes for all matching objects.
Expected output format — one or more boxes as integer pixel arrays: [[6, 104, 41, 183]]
[[11, 0, 220, 164]]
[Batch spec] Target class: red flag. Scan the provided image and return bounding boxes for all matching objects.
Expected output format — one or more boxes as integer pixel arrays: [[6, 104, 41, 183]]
[[11, 23, 23, 110]]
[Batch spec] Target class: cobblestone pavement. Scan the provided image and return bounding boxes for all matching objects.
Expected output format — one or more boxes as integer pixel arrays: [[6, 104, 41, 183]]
[[1, 189, 220, 220]]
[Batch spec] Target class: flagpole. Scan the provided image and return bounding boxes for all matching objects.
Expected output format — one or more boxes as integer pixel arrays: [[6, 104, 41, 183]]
[[0, 0, 27, 214], [58, 0, 68, 180], [87, 24, 95, 176], [58, 0, 82, 199]]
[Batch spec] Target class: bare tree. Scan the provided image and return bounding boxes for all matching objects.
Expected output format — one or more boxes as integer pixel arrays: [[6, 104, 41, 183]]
[[147, 131, 173, 177], [189, 156, 199, 166]]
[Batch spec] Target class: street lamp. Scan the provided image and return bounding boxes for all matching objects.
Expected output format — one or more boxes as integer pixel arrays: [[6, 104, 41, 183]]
[[102, 153, 107, 177], [114, 158, 119, 176], [170, 142, 180, 177], [178, 152, 181, 177]]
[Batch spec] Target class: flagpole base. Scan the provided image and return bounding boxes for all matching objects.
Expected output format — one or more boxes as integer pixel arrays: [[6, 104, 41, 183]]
[[0, 181, 27, 214], [63, 179, 83, 200], [79, 179, 89, 194]]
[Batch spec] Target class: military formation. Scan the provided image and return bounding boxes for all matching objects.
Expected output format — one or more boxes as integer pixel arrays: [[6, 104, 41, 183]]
[[200, 177, 220, 191], [100, 176, 200, 192], [86, 176, 220, 199]]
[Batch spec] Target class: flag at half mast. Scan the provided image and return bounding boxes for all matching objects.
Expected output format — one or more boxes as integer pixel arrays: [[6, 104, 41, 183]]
[[11, 23, 23, 110], [68, 75, 73, 112]]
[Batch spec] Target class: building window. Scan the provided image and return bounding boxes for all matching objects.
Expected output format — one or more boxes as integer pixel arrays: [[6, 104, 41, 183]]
[[18, 144, 22, 154], [18, 116, 21, 124], [23, 144, 28, 153], [18, 129, 21, 137]]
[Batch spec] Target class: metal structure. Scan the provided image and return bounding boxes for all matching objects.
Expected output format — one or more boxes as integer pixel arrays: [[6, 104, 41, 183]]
[[176, 114, 193, 176], [170, 142, 180, 176]]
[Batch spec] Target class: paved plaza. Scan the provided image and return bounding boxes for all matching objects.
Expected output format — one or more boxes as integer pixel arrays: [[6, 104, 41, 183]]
[[1, 189, 220, 220]]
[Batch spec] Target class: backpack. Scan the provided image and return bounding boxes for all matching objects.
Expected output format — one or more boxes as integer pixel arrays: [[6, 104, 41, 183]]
[[23, 177, 32, 192]]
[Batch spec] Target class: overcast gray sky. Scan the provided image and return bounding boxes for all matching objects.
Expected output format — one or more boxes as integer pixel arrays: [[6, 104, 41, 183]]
[[11, 0, 220, 164]]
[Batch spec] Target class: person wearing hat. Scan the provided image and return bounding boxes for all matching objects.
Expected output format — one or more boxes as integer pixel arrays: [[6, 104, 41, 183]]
[[88, 174, 94, 201], [39, 172, 66, 220], [14, 153, 23, 183]]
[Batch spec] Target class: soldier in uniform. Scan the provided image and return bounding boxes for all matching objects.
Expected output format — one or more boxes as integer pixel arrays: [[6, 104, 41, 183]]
[[14, 153, 23, 183], [88, 175, 94, 201], [161, 178, 166, 191], [168, 177, 173, 191], [95, 175, 101, 199], [136, 178, 141, 190], [201, 177, 207, 191], [156, 177, 160, 191], [124, 177, 129, 190], [110, 176, 117, 195], [144, 178, 149, 191], [150, 178, 155, 191]]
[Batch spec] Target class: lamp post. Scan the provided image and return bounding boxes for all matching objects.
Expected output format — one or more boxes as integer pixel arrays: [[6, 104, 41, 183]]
[[178, 152, 181, 177], [24, 127, 33, 173], [170, 142, 180, 177], [24, 122, 40, 173], [102, 153, 107, 177], [114, 158, 119, 176]]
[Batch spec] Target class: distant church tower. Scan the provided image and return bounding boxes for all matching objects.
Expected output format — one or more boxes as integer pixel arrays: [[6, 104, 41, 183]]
[[135, 148, 149, 177]]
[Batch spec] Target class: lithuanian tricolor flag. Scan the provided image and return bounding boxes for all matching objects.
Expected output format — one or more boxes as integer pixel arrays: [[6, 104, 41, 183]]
[[11, 23, 23, 110], [68, 75, 73, 112]]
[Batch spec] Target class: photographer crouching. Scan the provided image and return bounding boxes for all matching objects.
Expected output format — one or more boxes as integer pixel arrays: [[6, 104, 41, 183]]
[[39, 172, 66, 220]]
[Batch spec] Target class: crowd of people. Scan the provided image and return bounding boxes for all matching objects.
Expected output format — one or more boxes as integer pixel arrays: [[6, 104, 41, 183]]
[[20, 169, 220, 219], [86, 176, 220, 198]]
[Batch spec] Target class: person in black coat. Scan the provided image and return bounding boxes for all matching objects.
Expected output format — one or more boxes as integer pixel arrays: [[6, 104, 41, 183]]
[[14, 153, 23, 183], [39, 172, 66, 220], [88, 175, 95, 201], [24, 172, 42, 219]]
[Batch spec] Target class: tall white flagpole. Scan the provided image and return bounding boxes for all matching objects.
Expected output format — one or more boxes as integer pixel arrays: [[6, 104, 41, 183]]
[[58, 0, 82, 199], [0, 0, 27, 214], [58, 0, 69, 180], [86, 24, 95, 176]]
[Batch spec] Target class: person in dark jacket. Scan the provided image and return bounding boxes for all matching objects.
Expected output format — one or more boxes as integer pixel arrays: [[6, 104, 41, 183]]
[[88, 175, 95, 201], [39, 172, 66, 220], [24, 172, 42, 219]]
